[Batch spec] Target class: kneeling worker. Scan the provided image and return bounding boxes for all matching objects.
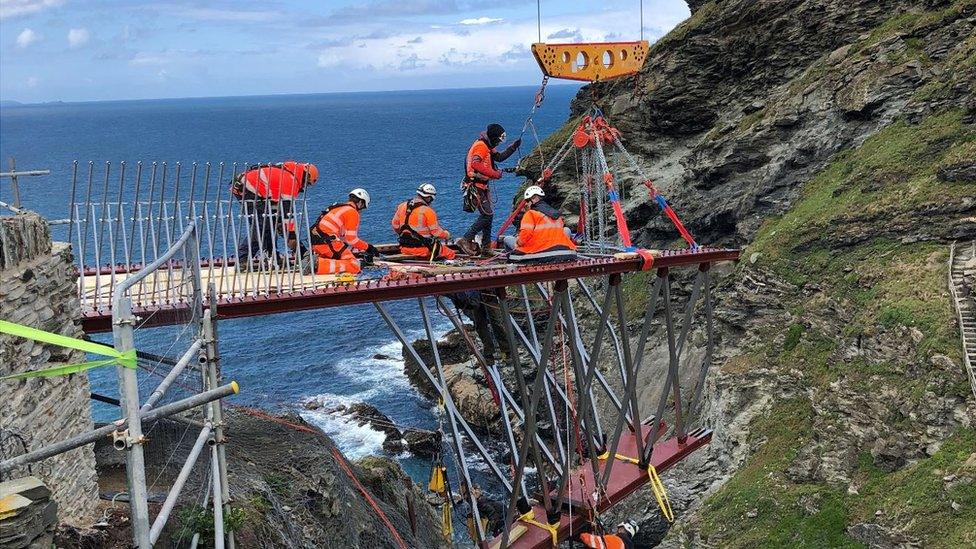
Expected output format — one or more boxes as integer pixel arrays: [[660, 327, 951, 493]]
[[392, 183, 457, 260], [502, 185, 576, 263], [309, 188, 378, 274]]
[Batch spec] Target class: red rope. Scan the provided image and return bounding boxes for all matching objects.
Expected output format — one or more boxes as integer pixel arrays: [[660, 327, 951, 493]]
[[234, 406, 409, 549]]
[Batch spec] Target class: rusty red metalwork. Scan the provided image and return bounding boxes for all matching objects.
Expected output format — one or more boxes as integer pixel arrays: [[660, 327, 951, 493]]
[[497, 426, 713, 549], [80, 247, 740, 333]]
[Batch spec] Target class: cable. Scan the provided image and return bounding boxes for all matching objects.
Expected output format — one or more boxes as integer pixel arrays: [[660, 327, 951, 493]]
[[537, 0, 542, 43], [640, 0, 644, 41]]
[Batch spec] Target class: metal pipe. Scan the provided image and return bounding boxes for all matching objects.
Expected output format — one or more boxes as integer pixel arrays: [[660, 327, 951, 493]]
[[211, 444, 226, 549], [435, 296, 528, 496], [374, 302, 515, 492], [0, 382, 238, 474], [112, 296, 151, 548], [418, 297, 486, 542], [148, 423, 213, 544], [203, 294, 235, 549], [576, 277, 627, 384], [687, 267, 713, 423], [141, 338, 204, 411], [499, 283, 567, 549]]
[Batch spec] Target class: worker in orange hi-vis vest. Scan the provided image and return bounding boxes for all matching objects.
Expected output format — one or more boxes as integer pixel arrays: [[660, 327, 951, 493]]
[[232, 161, 318, 268], [501, 185, 577, 263], [391, 183, 457, 260], [309, 188, 378, 275], [457, 123, 521, 256], [579, 520, 638, 549]]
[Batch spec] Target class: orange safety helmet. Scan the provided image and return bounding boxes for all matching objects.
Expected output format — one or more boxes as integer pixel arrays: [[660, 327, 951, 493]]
[[282, 160, 318, 185], [304, 163, 319, 184]]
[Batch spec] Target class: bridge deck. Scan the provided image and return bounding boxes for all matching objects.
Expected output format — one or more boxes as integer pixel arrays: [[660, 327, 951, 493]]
[[79, 247, 740, 333]]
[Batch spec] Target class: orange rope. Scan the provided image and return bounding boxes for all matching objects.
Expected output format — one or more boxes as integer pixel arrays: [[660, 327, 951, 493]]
[[234, 406, 409, 549]]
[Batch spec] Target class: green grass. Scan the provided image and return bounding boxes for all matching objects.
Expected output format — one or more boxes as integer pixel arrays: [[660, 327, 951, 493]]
[[700, 400, 864, 548], [852, 429, 976, 547], [700, 104, 973, 545]]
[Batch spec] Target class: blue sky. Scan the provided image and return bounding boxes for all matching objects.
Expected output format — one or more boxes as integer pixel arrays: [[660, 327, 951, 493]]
[[0, 0, 690, 103]]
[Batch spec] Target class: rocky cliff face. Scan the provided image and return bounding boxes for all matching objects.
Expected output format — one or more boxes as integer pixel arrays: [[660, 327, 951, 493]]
[[61, 410, 447, 549], [528, 0, 975, 546]]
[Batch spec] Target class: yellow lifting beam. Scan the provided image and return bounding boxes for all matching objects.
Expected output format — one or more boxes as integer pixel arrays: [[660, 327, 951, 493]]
[[531, 41, 649, 82]]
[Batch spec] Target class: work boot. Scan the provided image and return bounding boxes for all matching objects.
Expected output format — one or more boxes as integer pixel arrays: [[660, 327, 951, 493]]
[[479, 243, 495, 257], [457, 237, 478, 256]]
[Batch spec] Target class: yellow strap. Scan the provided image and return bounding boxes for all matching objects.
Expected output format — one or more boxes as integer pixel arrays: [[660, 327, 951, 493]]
[[647, 464, 674, 522], [442, 501, 453, 538], [596, 451, 610, 460], [518, 510, 558, 547], [596, 450, 674, 523], [0, 320, 137, 380]]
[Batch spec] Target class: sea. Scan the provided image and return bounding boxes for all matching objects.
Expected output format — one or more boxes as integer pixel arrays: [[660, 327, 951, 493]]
[[0, 85, 581, 485]]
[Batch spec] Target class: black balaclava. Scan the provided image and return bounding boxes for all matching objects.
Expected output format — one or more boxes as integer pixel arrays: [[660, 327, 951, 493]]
[[486, 123, 505, 147]]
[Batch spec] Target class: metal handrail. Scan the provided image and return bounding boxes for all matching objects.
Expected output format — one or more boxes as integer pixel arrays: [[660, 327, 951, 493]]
[[110, 220, 198, 314], [948, 241, 976, 400]]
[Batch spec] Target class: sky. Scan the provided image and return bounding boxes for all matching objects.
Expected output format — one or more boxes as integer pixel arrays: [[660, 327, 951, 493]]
[[0, 0, 691, 103]]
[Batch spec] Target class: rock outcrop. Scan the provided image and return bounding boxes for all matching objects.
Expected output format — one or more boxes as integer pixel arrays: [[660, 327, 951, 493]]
[[526, 0, 975, 546]]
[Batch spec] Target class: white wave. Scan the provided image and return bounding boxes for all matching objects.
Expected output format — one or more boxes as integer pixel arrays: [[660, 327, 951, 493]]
[[333, 338, 412, 389], [301, 393, 387, 459]]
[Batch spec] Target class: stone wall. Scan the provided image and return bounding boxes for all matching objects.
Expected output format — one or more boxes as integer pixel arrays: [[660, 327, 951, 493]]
[[0, 213, 98, 525]]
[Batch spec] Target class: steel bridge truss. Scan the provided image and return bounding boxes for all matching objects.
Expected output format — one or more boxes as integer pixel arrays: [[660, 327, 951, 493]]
[[46, 159, 739, 547], [374, 260, 725, 548]]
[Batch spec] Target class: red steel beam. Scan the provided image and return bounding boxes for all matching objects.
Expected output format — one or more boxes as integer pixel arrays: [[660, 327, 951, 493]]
[[79, 248, 740, 333], [496, 428, 713, 549]]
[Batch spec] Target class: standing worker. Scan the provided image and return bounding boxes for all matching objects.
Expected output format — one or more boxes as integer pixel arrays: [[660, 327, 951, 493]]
[[391, 183, 457, 260], [233, 161, 318, 268], [501, 185, 577, 263], [309, 188, 378, 275], [579, 520, 639, 549], [458, 123, 521, 255]]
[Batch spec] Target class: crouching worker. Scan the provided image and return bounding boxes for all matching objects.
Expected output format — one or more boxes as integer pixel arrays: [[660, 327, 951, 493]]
[[392, 183, 457, 260], [309, 188, 378, 275], [501, 185, 576, 263], [579, 520, 639, 549]]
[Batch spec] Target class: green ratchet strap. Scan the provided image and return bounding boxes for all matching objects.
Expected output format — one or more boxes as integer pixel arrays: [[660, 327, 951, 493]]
[[0, 320, 137, 380]]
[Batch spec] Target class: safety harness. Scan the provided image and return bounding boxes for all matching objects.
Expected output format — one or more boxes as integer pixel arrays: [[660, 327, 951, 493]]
[[395, 199, 435, 248], [310, 202, 353, 258]]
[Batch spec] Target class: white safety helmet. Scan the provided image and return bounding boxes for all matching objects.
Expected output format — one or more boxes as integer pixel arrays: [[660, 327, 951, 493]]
[[618, 520, 639, 538], [417, 183, 437, 199], [349, 188, 370, 208], [524, 185, 545, 201]]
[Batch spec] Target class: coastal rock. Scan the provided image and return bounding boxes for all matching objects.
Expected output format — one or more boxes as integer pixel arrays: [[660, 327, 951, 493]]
[[404, 428, 442, 458], [402, 329, 503, 433]]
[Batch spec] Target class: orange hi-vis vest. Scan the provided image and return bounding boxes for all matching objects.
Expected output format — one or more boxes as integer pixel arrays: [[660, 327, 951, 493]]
[[580, 533, 627, 549], [465, 139, 501, 188], [311, 203, 367, 275], [392, 199, 449, 246], [516, 208, 577, 255], [240, 161, 310, 200], [312, 203, 368, 255]]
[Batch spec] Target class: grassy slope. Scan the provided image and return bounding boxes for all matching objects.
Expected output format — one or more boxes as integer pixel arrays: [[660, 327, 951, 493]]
[[696, 106, 975, 546]]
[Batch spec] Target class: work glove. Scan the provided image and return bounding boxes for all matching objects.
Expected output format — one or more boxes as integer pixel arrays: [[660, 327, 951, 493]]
[[365, 244, 379, 256], [511, 137, 522, 150], [502, 167, 517, 173]]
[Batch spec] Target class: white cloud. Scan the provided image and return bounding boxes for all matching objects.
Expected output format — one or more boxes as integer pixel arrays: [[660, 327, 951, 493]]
[[0, 0, 64, 20], [67, 28, 90, 48], [26, 76, 39, 87], [16, 27, 38, 48], [458, 17, 502, 26], [314, 8, 679, 77]]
